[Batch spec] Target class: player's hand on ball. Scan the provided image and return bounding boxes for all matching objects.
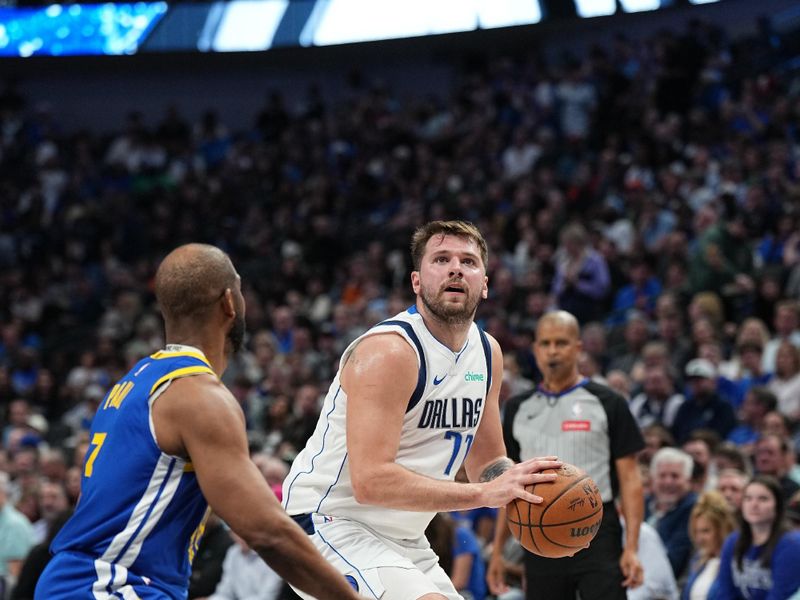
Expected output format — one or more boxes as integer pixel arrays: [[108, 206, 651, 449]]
[[480, 456, 562, 508]]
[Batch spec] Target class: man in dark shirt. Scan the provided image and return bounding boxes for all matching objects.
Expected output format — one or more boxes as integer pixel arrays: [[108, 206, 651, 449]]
[[671, 358, 736, 444]]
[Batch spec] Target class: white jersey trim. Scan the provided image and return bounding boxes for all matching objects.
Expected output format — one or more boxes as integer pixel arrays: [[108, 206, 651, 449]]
[[92, 452, 185, 593]]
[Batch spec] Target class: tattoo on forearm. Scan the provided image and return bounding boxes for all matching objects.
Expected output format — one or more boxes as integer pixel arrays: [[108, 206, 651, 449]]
[[479, 458, 514, 482]]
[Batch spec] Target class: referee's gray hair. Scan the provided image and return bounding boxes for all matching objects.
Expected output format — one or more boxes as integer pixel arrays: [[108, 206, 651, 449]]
[[650, 447, 694, 479], [0, 470, 9, 494]]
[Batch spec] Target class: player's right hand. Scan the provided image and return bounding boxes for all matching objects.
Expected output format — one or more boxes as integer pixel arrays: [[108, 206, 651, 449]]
[[480, 457, 561, 507]]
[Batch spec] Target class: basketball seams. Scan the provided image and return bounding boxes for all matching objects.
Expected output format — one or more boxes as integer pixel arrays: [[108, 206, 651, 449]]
[[507, 466, 604, 558], [533, 507, 603, 528], [508, 495, 523, 543], [525, 481, 541, 554], [539, 474, 589, 523]]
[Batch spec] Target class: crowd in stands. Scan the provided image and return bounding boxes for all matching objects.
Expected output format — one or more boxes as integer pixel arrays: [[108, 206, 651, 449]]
[[2, 10, 800, 600]]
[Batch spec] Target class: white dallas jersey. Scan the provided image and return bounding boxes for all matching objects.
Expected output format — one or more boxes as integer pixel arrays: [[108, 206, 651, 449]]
[[283, 306, 493, 540]]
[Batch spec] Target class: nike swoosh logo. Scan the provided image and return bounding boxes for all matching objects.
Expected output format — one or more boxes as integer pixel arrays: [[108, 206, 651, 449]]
[[433, 374, 446, 385]]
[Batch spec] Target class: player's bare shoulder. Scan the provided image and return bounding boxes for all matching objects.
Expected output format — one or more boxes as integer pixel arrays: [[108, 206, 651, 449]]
[[152, 372, 243, 457], [340, 332, 418, 390]]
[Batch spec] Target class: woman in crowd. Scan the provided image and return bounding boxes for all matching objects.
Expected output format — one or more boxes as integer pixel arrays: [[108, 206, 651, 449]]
[[715, 475, 800, 599], [681, 491, 735, 599]]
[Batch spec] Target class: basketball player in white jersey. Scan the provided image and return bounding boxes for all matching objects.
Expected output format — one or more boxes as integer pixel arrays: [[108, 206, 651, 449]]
[[284, 221, 561, 600]]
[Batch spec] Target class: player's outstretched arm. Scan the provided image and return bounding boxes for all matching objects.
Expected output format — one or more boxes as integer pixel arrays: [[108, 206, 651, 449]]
[[154, 376, 360, 600], [345, 334, 560, 511]]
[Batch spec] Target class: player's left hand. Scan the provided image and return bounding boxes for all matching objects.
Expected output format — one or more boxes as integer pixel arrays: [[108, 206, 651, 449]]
[[620, 547, 643, 589]]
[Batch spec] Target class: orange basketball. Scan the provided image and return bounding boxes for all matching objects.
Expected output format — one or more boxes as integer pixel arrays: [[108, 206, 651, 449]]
[[506, 463, 604, 558]]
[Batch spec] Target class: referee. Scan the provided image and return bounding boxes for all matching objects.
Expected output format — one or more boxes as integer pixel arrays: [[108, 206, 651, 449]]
[[488, 310, 645, 600]]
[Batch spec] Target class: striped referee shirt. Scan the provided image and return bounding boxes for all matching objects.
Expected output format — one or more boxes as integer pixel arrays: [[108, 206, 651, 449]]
[[502, 378, 644, 503]]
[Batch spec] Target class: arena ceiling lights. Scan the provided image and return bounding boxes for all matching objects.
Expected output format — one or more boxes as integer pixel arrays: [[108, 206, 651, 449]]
[[0, 0, 722, 57]]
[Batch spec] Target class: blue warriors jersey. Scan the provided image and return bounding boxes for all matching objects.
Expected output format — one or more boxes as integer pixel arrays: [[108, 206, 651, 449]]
[[284, 306, 493, 540], [36, 346, 216, 599]]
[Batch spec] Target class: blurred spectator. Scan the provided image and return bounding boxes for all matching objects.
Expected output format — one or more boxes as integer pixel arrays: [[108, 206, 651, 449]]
[[629, 364, 685, 430], [762, 300, 800, 373], [0, 471, 34, 595], [624, 518, 679, 600], [688, 198, 754, 298], [727, 387, 777, 451], [682, 429, 720, 493], [580, 322, 610, 374], [646, 448, 698, 579], [556, 62, 596, 143], [270, 306, 295, 355], [655, 293, 694, 376], [551, 223, 610, 323], [31, 481, 67, 544], [608, 256, 662, 327], [606, 369, 634, 401], [715, 475, 800, 599], [722, 341, 771, 409], [718, 318, 771, 380], [426, 512, 487, 600], [716, 469, 749, 512], [639, 423, 676, 467], [9, 508, 71, 600], [753, 434, 800, 502], [766, 341, 800, 421], [760, 411, 795, 443], [2, 400, 31, 448], [788, 491, 800, 530], [61, 384, 105, 436], [251, 453, 289, 502], [197, 531, 283, 600], [37, 449, 66, 485], [711, 442, 750, 477], [502, 129, 541, 181], [671, 359, 736, 444], [62, 467, 81, 507], [608, 313, 651, 376], [682, 491, 735, 600]]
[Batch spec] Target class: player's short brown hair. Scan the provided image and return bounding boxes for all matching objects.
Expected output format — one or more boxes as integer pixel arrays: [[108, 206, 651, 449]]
[[410, 221, 488, 271]]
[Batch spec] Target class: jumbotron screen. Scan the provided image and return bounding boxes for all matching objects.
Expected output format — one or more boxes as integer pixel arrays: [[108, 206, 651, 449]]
[[0, 0, 722, 57]]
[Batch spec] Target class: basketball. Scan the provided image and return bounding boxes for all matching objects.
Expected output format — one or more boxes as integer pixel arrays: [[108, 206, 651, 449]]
[[506, 463, 604, 559]]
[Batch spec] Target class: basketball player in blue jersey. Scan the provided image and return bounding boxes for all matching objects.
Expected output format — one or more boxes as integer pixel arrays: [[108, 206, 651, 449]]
[[36, 244, 360, 600], [283, 221, 561, 600]]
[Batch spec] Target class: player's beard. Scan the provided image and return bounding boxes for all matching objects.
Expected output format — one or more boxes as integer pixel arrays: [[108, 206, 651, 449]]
[[227, 311, 246, 354], [419, 281, 481, 326]]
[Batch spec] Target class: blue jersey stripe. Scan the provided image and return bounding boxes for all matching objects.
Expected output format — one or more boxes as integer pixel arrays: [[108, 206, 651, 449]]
[[315, 452, 348, 514], [380, 319, 427, 413], [478, 328, 492, 396], [316, 529, 380, 599]]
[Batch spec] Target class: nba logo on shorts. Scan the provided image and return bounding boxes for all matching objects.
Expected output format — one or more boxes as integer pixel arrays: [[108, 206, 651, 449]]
[[345, 575, 359, 591]]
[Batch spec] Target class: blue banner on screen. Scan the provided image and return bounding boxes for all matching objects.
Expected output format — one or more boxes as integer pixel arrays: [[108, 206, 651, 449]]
[[0, 3, 167, 57]]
